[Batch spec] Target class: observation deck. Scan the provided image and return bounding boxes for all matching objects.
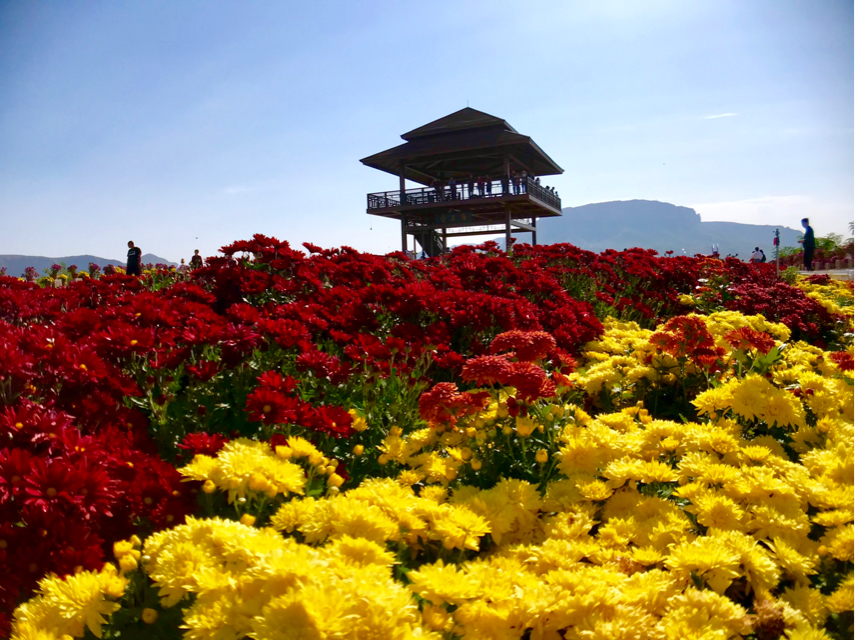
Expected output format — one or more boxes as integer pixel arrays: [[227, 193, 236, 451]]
[[360, 108, 564, 256], [367, 176, 561, 218]]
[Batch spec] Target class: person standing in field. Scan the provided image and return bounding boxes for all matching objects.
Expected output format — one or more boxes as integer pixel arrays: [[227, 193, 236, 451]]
[[190, 250, 203, 270], [798, 218, 815, 271], [126, 241, 142, 276]]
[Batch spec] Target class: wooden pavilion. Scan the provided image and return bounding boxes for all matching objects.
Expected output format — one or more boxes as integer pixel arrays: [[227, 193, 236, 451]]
[[360, 108, 564, 256]]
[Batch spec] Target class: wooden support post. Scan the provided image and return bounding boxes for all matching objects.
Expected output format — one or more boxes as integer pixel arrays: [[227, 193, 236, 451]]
[[399, 161, 407, 254], [442, 228, 447, 252], [505, 207, 511, 252], [532, 217, 537, 246]]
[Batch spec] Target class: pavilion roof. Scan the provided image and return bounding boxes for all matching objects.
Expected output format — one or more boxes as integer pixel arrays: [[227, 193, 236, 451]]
[[361, 108, 563, 186], [400, 108, 518, 140]]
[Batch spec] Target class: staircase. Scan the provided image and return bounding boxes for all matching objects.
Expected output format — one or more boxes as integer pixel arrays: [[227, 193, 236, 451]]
[[412, 230, 444, 257]]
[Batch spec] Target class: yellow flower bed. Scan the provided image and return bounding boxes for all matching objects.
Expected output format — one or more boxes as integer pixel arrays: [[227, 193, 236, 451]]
[[795, 278, 855, 319], [11, 311, 854, 640]]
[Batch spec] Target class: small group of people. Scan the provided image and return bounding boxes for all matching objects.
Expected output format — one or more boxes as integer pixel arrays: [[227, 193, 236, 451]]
[[747, 218, 816, 270], [749, 247, 767, 263], [425, 172, 557, 203], [126, 241, 202, 276], [708, 218, 817, 269]]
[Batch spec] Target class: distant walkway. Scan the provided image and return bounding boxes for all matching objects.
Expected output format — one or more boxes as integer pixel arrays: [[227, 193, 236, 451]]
[[806, 269, 854, 282]]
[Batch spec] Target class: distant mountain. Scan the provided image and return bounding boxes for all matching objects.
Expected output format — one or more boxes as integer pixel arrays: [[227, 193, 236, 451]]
[[0, 253, 177, 278], [532, 200, 802, 258]]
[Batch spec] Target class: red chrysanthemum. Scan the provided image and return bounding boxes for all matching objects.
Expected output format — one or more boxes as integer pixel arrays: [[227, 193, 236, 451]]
[[246, 388, 301, 425], [419, 382, 465, 423], [0, 448, 32, 503], [256, 371, 298, 393], [418, 383, 489, 424], [649, 315, 716, 359], [177, 432, 230, 457], [724, 326, 776, 354], [461, 355, 513, 386], [299, 405, 354, 438], [489, 330, 557, 362], [22, 458, 84, 514], [186, 360, 221, 381], [505, 361, 554, 401], [296, 349, 341, 379], [829, 351, 854, 371]]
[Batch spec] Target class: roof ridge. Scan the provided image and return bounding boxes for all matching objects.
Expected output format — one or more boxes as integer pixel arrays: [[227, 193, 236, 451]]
[[401, 107, 516, 140]]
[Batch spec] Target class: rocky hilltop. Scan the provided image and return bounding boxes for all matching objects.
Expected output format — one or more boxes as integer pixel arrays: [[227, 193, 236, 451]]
[[536, 200, 802, 257]]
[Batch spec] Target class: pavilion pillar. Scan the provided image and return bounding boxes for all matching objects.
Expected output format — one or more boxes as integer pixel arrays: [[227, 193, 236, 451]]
[[505, 206, 512, 252], [399, 161, 407, 254], [532, 217, 537, 246], [442, 228, 448, 253]]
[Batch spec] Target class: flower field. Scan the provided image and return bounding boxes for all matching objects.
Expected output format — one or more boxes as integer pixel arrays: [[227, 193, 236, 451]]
[[1, 236, 852, 640]]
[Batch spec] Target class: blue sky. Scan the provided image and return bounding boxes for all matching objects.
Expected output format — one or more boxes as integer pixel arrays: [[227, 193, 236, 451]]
[[1, 0, 852, 262]]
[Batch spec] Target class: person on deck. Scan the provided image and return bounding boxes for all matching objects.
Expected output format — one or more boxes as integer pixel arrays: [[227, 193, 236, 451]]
[[799, 218, 815, 271], [126, 241, 142, 276]]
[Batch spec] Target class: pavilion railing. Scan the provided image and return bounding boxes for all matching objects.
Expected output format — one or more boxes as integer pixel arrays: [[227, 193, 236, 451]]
[[367, 177, 561, 212]]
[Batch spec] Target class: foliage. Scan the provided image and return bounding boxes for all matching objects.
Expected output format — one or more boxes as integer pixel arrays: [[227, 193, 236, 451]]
[[1, 237, 852, 639]]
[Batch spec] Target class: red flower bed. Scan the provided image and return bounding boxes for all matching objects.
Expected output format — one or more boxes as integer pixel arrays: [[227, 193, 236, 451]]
[[726, 281, 838, 341]]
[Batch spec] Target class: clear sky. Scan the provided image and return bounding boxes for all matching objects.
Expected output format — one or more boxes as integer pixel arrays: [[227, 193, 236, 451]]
[[1, 0, 852, 262]]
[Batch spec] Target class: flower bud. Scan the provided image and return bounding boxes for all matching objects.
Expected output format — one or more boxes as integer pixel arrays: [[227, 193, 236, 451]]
[[119, 554, 138, 574]]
